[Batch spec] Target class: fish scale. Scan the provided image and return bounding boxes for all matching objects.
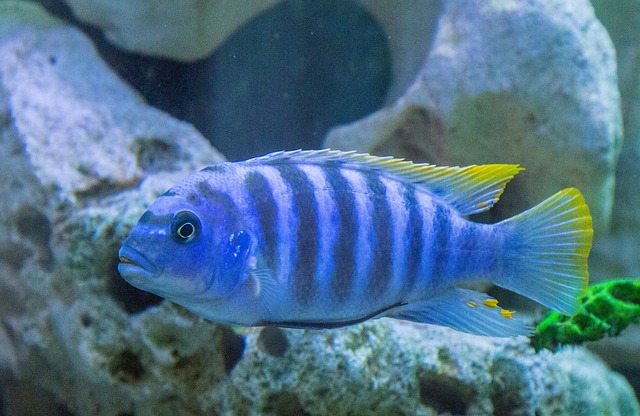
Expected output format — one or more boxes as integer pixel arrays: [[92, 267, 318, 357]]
[[118, 149, 593, 337]]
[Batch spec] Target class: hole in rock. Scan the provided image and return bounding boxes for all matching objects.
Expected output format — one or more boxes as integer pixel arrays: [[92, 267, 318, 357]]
[[131, 138, 179, 173], [418, 372, 476, 414], [263, 391, 309, 416], [258, 326, 289, 357], [79, 313, 92, 327], [108, 255, 163, 314], [0, 242, 33, 270], [219, 326, 245, 374], [109, 350, 145, 383], [490, 359, 527, 416], [14, 206, 52, 247]]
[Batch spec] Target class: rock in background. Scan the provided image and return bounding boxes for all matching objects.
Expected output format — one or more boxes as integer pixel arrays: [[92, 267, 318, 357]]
[[588, 0, 640, 276], [48, 0, 396, 161], [326, 0, 622, 232], [576, 0, 640, 398], [60, 0, 438, 106], [61, 0, 283, 62], [0, 1, 638, 415]]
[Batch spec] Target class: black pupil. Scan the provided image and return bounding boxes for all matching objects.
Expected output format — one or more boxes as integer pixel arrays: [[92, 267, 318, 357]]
[[178, 223, 194, 239], [171, 211, 200, 243]]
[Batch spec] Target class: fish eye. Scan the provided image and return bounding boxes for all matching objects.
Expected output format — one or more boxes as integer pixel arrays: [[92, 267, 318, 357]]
[[170, 211, 201, 243], [178, 223, 195, 239]]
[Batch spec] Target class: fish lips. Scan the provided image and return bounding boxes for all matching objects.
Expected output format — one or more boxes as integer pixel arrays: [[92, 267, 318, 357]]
[[117, 245, 159, 282]]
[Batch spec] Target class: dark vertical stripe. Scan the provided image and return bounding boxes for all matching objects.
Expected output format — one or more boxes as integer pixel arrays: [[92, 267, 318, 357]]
[[324, 166, 357, 303], [195, 179, 240, 224], [403, 185, 423, 295], [202, 164, 228, 174], [455, 223, 486, 278], [365, 173, 393, 300], [431, 203, 451, 280], [275, 165, 318, 307], [138, 211, 173, 226], [455, 223, 476, 276], [185, 192, 199, 205], [192, 179, 243, 292], [244, 172, 278, 273]]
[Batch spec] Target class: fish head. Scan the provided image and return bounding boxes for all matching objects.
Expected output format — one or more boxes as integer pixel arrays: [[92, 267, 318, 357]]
[[118, 191, 252, 303]]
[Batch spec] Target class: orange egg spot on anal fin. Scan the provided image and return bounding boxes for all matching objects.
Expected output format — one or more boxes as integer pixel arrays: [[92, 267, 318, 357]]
[[482, 299, 499, 308], [501, 309, 515, 319]]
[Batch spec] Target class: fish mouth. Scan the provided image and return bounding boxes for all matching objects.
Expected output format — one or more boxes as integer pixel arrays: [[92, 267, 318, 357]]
[[117, 245, 158, 281]]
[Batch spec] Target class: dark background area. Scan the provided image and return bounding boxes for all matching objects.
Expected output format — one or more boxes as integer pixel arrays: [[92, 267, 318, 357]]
[[37, 0, 391, 161]]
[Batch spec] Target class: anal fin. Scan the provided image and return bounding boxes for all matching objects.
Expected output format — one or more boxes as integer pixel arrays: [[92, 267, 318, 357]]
[[385, 288, 532, 337]]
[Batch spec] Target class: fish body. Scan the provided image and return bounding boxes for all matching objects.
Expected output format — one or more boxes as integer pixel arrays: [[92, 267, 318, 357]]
[[118, 150, 593, 336]]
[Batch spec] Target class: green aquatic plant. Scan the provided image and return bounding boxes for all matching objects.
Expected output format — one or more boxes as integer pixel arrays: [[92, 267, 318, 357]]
[[533, 278, 640, 351]]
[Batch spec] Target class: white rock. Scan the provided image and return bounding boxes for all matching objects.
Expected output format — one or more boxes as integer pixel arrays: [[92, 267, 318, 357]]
[[0, 5, 223, 205], [586, 0, 640, 394], [63, 0, 282, 61], [0, 5, 222, 410], [326, 0, 622, 231], [590, 0, 640, 230]]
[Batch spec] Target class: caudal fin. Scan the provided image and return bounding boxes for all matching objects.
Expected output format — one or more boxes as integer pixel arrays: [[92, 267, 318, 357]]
[[494, 188, 593, 315]]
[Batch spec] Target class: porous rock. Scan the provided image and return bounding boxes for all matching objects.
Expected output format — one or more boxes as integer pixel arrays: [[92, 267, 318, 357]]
[[0, 2, 223, 203], [230, 323, 639, 416], [0, 3, 220, 412], [325, 0, 622, 231], [0, 3, 638, 416]]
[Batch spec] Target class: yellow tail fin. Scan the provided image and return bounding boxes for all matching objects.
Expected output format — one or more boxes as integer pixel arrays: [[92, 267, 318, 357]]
[[495, 188, 593, 314]]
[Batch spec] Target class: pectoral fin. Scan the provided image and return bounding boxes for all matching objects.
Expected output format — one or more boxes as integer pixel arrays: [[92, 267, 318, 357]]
[[245, 266, 275, 297]]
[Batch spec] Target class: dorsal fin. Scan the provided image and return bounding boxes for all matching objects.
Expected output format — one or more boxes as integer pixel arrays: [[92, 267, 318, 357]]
[[245, 149, 522, 215]]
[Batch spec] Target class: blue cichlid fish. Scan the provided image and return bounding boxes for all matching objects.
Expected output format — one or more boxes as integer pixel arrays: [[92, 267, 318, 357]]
[[118, 150, 593, 336]]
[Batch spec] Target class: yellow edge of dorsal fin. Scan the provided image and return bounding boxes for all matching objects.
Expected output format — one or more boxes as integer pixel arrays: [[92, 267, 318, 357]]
[[247, 149, 523, 215]]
